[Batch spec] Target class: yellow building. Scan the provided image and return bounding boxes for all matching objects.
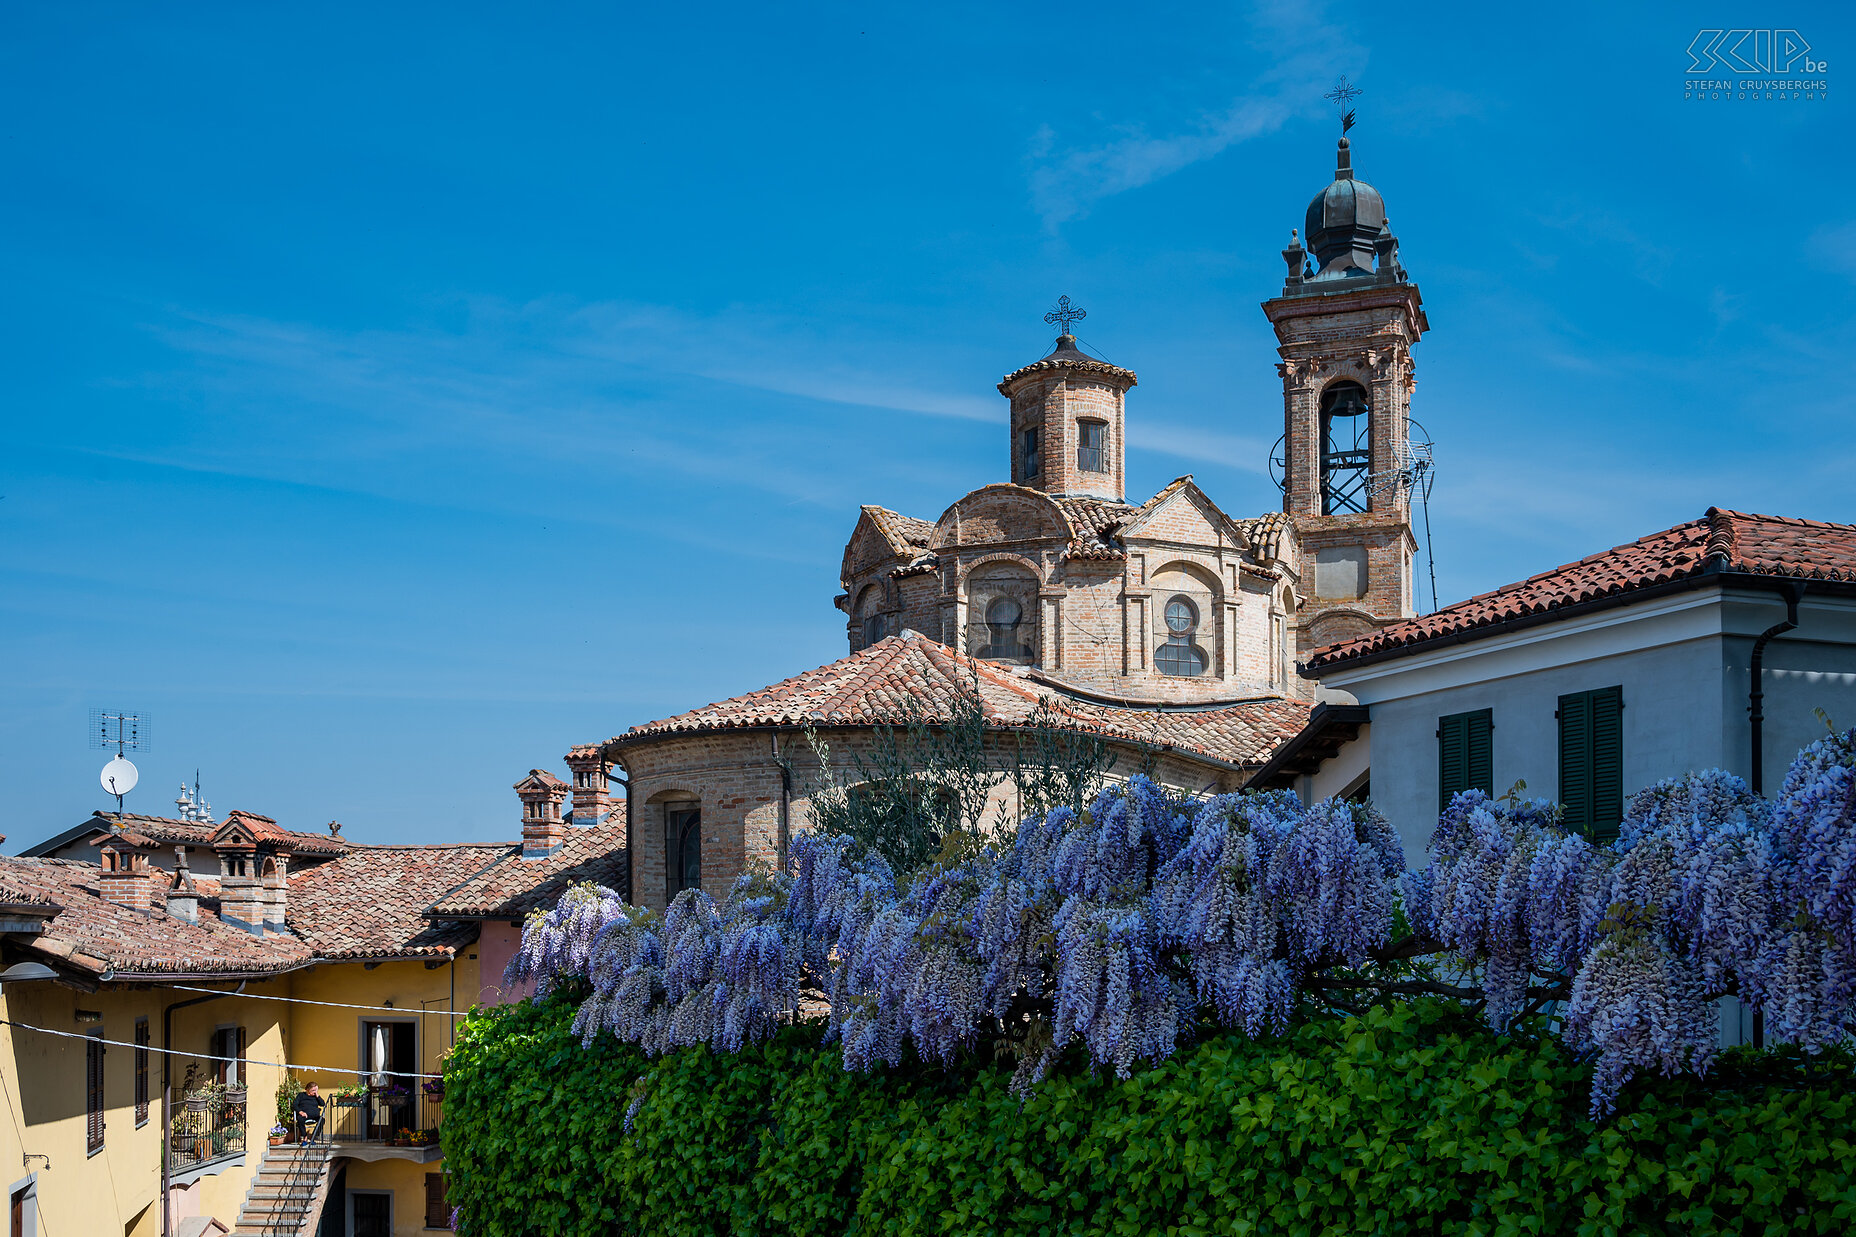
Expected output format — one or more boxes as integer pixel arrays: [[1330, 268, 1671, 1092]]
[[2, 801, 625, 1237]]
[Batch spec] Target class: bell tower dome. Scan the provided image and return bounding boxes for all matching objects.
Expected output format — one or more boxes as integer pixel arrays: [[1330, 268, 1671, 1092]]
[[1263, 134, 1429, 653]]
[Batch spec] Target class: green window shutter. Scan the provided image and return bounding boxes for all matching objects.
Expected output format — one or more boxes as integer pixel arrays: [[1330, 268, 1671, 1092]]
[[1439, 712, 1467, 813], [1559, 690, 1593, 837], [1438, 709, 1491, 812], [1466, 710, 1493, 797], [1590, 686, 1624, 844], [1559, 687, 1622, 841]]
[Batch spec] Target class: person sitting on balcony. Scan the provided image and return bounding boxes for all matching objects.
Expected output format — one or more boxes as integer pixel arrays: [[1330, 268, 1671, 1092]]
[[292, 1082, 325, 1146]]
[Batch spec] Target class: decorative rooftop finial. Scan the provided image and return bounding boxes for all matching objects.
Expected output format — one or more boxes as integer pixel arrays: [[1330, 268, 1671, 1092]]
[[1324, 75, 1361, 135], [1043, 295, 1086, 338]]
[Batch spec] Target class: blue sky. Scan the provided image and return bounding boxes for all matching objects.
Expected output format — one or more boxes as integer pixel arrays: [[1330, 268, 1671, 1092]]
[[2, 2, 1850, 846]]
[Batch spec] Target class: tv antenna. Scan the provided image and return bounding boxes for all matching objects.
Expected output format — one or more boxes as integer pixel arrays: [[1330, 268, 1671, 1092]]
[[90, 709, 149, 814], [1366, 418, 1439, 612], [1267, 418, 1441, 612]]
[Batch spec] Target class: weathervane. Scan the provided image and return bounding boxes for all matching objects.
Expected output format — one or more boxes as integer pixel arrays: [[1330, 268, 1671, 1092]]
[[1044, 295, 1086, 337], [1324, 75, 1362, 134]]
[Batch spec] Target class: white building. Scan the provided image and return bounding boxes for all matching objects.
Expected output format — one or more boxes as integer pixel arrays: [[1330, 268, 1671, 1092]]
[[1253, 507, 1856, 865]]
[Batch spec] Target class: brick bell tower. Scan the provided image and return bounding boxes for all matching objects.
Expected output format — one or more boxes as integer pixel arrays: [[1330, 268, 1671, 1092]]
[[1263, 132, 1428, 659]]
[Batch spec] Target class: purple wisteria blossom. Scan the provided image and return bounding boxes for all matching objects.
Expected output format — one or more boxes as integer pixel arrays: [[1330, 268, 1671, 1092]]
[[504, 731, 1856, 1123]]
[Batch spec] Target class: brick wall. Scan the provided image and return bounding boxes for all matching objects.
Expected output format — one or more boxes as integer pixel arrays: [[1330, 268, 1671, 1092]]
[[614, 727, 1250, 911]]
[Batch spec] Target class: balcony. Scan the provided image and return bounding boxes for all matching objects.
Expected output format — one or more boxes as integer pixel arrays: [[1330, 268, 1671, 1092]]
[[320, 1083, 444, 1162], [168, 1091, 247, 1183]]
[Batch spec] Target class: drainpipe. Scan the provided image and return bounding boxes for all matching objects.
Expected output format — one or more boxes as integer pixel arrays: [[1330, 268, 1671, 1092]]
[[1747, 580, 1805, 1051], [161, 982, 245, 1237], [1748, 581, 1806, 795]]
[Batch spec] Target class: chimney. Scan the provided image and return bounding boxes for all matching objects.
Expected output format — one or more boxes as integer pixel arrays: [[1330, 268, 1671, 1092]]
[[564, 745, 613, 827], [94, 831, 158, 912], [168, 847, 200, 924], [515, 769, 570, 859], [212, 816, 266, 935], [263, 853, 290, 930]]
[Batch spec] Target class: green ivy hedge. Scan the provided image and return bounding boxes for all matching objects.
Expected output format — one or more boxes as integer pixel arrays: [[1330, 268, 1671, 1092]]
[[439, 999, 1856, 1236]]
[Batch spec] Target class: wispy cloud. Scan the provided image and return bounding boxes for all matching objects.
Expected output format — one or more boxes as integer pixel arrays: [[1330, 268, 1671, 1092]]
[[1129, 420, 1270, 474], [124, 295, 1002, 520], [1025, 1, 1363, 227]]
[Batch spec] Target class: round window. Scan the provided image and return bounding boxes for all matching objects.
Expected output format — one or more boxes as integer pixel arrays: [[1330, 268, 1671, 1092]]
[[1164, 597, 1196, 634]]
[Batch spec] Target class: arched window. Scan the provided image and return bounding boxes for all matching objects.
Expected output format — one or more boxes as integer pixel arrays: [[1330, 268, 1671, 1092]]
[[967, 565, 1038, 664], [1155, 595, 1208, 677], [664, 803, 701, 899], [855, 585, 889, 651], [1319, 381, 1371, 514], [985, 597, 1031, 660]]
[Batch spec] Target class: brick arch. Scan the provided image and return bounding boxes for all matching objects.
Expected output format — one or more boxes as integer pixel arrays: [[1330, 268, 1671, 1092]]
[[955, 551, 1045, 593], [1148, 557, 1224, 603], [930, 484, 1070, 550]]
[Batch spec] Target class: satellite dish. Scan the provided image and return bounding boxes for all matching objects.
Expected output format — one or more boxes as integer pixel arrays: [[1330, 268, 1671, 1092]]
[[101, 755, 139, 798]]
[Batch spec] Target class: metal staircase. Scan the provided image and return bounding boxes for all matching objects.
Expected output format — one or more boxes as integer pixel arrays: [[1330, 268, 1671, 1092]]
[[230, 1142, 337, 1236]]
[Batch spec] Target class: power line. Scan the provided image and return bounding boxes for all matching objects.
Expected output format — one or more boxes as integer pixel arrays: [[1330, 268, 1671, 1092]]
[[0, 1019, 444, 1080], [166, 984, 474, 1017]]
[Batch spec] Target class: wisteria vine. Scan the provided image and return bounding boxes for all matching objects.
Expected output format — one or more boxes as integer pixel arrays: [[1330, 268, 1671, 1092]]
[[507, 730, 1856, 1118]]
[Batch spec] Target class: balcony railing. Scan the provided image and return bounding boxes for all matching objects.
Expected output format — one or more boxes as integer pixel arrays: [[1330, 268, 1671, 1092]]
[[168, 1094, 247, 1174], [323, 1083, 443, 1148]]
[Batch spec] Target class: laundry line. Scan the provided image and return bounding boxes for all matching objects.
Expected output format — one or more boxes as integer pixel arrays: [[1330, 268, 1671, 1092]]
[[167, 983, 480, 1016], [0, 1018, 444, 1081]]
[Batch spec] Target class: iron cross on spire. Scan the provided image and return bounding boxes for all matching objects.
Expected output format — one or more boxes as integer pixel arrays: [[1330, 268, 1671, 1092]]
[[1044, 295, 1086, 337], [1325, 75, 1362, 134]]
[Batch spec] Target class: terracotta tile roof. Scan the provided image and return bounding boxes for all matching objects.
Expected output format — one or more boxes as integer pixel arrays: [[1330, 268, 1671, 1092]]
[[287, 843, 509, 959], [619, 632, 1308, 769], [863, 506, 936, 556], [1235, 511, 1291, 563], [429, 819, 630, 918], [1052, 495, 1136, 561], [1309, 508, 1856, 670], [0, 856, 311, 976], [0, 880, 60, 910], [999, 338, 1138, 391], [80, 811, 350, 857]]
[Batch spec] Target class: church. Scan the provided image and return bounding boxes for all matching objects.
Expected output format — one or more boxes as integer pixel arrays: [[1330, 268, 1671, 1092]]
[[545, 133, 1431, 910]]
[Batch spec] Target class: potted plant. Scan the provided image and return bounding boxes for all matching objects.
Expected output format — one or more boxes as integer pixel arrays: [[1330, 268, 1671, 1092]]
[[274, 1071, 303, 1130], [268, 1123, 289, 1148], [393, 1127, 413, 1147], [332, 1083, 367, 1107], [184, 1081, 224, 1115], [421, 1078, 445, 1103]]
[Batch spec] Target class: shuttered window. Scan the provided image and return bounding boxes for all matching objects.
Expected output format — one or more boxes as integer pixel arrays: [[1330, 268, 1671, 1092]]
[[1438, 708, 1493, 812], [1560, 686, 1624, 843], [134, 1018, 149, 1125], [426, 1173, 452, 1229], [85, 1032, 105, 1153]]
